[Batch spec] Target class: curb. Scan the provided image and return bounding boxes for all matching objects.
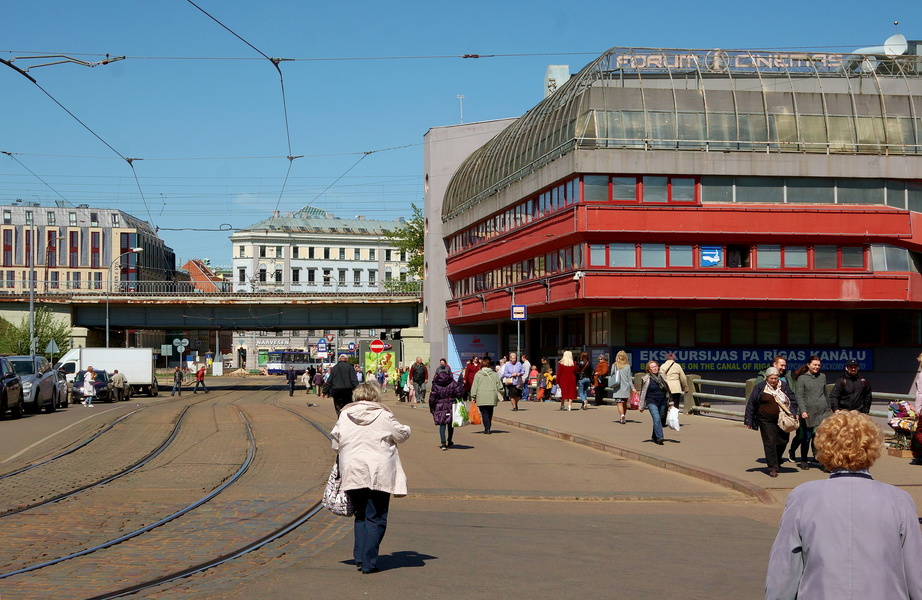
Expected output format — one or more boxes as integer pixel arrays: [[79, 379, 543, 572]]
[[493, 415, 775, 505]]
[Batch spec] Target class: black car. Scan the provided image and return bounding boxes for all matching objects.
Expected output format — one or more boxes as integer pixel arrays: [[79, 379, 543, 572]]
[[0, 357, 24, 418], [71, 370, 112, 404]]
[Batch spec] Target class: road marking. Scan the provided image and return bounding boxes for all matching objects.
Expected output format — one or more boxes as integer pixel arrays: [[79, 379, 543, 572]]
[[1, 406, 125, 463]]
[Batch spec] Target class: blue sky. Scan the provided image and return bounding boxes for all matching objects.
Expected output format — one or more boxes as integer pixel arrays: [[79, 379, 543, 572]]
[[2, 1, 918, 267]]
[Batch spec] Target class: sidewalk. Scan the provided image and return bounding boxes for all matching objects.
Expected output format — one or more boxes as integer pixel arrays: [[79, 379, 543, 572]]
[[489, 400, 922, 506]]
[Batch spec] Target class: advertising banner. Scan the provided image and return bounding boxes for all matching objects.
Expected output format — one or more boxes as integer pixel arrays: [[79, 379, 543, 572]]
[[628, 348, 873, 372]]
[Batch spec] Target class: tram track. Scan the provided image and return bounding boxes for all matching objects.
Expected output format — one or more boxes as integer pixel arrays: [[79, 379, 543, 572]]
[[0, 387, 339, 600]]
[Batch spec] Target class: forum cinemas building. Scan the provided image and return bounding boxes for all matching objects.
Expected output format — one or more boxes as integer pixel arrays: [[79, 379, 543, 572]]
[[423, 38, 922, 387]]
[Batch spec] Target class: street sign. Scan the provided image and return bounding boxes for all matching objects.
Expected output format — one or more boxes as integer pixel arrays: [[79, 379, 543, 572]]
[[45, 339, 59, 354], [370, 339, 385, 354], [348, 342, 356, 352], [317, 339, 328, 359], [511, 305, 527, 321], [325, 334, 336, 343]]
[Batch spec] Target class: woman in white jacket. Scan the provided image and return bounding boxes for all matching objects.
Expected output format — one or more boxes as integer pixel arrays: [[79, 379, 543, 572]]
[[331, 381, 410, 574]]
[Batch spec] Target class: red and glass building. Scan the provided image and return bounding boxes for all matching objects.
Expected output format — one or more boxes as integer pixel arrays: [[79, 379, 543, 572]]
[[423, 43, 922, 386]]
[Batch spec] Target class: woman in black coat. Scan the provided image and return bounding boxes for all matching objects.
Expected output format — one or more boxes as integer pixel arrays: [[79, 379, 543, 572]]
[[744, 367, 798, 478], [428, 371, 464, 450]]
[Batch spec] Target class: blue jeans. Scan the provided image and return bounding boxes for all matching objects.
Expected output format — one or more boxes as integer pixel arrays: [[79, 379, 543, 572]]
[[647, 403, 665, 442], [348, 488, 390, 572], [439, 423, 454, 445], [578, 378, 591, 403], [171, 381, 182, 395]]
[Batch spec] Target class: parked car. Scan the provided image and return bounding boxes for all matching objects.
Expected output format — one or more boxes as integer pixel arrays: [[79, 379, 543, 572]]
[[71, 370, 112, 404], [51, 368, 69, 408], [8, 355, 57, 413], [0, 357, 23, 418]]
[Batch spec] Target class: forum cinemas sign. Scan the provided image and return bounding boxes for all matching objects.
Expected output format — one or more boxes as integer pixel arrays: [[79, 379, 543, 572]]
[[611, 50, 845, 74]]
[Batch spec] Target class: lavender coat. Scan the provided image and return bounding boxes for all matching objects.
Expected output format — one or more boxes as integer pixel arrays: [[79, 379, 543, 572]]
[[428, 371, 464, 426]]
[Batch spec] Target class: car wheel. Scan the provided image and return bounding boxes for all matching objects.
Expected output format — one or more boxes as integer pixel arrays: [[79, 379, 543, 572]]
[[26, 398, 41, 414], [46, 391, 56, 412], [9, 396, 22, 419]]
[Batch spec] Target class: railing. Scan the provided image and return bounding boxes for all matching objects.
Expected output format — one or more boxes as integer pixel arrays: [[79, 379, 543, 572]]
[[689, 377, 898, 420], [0, 279, 423, 298]]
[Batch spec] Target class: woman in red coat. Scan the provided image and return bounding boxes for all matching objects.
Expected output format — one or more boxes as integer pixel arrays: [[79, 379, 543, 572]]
[[556, 350, 578, 411]]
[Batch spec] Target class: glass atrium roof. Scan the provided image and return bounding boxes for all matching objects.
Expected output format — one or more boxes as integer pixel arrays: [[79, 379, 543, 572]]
[[442, 44, 922, 220]]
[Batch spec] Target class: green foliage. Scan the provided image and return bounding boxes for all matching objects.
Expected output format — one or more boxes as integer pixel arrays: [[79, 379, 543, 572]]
[[383, 203, 424, 280], [0, 306, 72, 357]]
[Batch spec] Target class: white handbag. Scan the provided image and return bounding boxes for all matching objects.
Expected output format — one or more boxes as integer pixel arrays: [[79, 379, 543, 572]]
[[322, 459, 354, 517]]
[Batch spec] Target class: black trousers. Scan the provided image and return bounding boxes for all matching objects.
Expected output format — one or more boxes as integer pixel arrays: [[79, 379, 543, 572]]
[[756, 410, 790, 472], [480, 405, 494, 433], [333, 388, 353, 414]]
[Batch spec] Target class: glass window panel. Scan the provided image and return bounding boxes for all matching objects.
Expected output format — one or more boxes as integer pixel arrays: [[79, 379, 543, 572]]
[[582, 176, 609, 202], [589, 244, 606, 266], [908, 181, 922, 213], [885, 246, 910, 271], [611, 177, 637, 201], [729, 312, 755, 345], [827, 115, 856, 151], [887, 312, 913, 345], [641, 244, 666, 268], [653, 312, 678, 345], [700, 176, 734, 203], [669, 245, 693, 267], [814, 246, 838, 269], [787, 178, 834, 204], [758, 245, 781, 269], [573, 244, 583, 268], [787, 312, 810, 345], [870, 245, 886, 271], [695, 312, 723, 344], [841, 247, 864, 269], [671, 178, 695, 202], [626, 311, 650, 344], [886, 180, 906, 209], [812, 312, 837, 344], [837, 179, 884, 205], [756, 311, 782, 345], [642, 176, 668, 203], [609, 243, 636, 267], [736, 177, 783, 203], [784, 246, 808, 268]]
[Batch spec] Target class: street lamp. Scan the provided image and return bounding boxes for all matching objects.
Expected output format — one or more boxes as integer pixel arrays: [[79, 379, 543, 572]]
[[106, 247, 143, 348]]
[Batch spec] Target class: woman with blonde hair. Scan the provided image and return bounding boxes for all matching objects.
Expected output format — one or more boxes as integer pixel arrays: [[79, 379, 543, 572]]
[[766, 411, 922, 599], [555, 351, 578, 411], [610, 351, 635, 424]]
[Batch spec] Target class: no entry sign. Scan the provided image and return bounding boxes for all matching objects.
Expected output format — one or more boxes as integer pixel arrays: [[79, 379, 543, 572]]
[[370, 339, 385, 353]]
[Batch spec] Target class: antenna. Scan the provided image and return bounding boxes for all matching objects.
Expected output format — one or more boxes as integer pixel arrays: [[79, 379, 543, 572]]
[[457, 95, 465, 124]]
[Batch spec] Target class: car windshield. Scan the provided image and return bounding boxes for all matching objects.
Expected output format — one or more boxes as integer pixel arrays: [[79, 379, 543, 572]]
[[75, 371, 109, 384], [9, 359, 35, 376]]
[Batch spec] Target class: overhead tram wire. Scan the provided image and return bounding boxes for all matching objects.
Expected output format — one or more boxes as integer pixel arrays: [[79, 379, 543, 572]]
[[184, 0, 301, 214], [1, 151, 74, 206]]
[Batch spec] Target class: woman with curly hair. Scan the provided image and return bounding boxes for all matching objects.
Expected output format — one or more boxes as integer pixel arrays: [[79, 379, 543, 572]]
[[766, 411, 922, 599]]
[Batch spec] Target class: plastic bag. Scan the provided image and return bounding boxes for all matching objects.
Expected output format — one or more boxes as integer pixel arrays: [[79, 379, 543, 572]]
[[469, 401, 482, 425], [666, 406, 680, 431], [322, 459, 354, 517], [629, 390, 640, 410], [452, 400, 470, 427], [552, 385, 561, 399]]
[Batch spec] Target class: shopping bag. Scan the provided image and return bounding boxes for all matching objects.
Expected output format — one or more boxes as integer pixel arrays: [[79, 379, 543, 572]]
[[469, 400, 482, 425], [629, 390, 640, 410], [451, 400, 470, 427], [552, 384, 561, 399], [666, 406, 681, 431], [322, 459, 354, 517]]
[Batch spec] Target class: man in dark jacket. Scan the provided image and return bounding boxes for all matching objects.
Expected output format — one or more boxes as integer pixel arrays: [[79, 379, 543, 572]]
[[830, 359, 873, 414], [410, 356, 428, 407], [286, 366, 297, 396], [327, 354, 358, 414]]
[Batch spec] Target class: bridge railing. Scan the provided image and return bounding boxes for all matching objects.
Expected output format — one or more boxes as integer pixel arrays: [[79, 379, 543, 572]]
[[0, 279, 423, 298], [688, 377, 899, 420]]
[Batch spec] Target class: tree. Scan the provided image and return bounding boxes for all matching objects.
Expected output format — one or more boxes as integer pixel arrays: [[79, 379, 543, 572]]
[[384, 203, 424, 281], [0, 306, 72, 357]]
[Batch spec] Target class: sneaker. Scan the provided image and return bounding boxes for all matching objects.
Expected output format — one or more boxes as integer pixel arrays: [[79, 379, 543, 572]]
[[788, 449, 796, 463], [440, 444, 447, 451]]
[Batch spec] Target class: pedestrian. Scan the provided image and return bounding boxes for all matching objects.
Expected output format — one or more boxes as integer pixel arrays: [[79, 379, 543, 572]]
[[639, 360, 671, 445], [194, 364, 209, 394], [556, 351, 578, 411], [830, 359, 873, 414], [331, 381, 410, 575], [429, 368, 464, 450], [792, 356, 830, 469], [355, 365, 364, 383], [469, 357, 504, 434], [171, 365, 183, 396], [410, 357, 428, 409], [326, 354, 359, 414], [285, 366, 297, 396], [500, 352, 525, 411], [766, 411, 922, 599], [462, 357, 479, 401], [375, 368, 385, 389], [609, 351, 635, 424], [537, 364, 553, 401], [301, 369, 311, 394], [756, 355, 794, 387], [81, 366, 97, 407], [110, 369, 127, 402], [660, 352, 688, 407], [312, 370, 324, 396], [434, 358, 452, 377], [520, 354, 531, 384], [527, 364, 539, 401], [593, 354, 609, 408], [744, 367, 799, 477], [397, 367, 410, 402], [577, 352, 593, 409], [910, 352, 922, 416]]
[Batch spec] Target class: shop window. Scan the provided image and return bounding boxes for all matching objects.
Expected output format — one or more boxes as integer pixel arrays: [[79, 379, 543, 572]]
[[784, 246, 808, 268], [887, 312, 915, 345], [652, 312, 678, 345], [582, 176, 609, 202], [813, 312, 837, 344], [813, 246, 837, 269], [730, 312, 755, 345], [641, 244, 666, 268], [853, 313, 882, 345], [609, 243, 636, 267], [756, 311, 782, 345], [757, 245, 781, 269], [626, 311, 650, 345], [787, 312, 810, 345], [695, 312, 723, 344], [669, 245, 693, 267], [642, 176, 668, 202]]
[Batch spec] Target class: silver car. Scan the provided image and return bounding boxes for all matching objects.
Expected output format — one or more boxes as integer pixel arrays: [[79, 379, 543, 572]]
[[8, 356, 56, 413]]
